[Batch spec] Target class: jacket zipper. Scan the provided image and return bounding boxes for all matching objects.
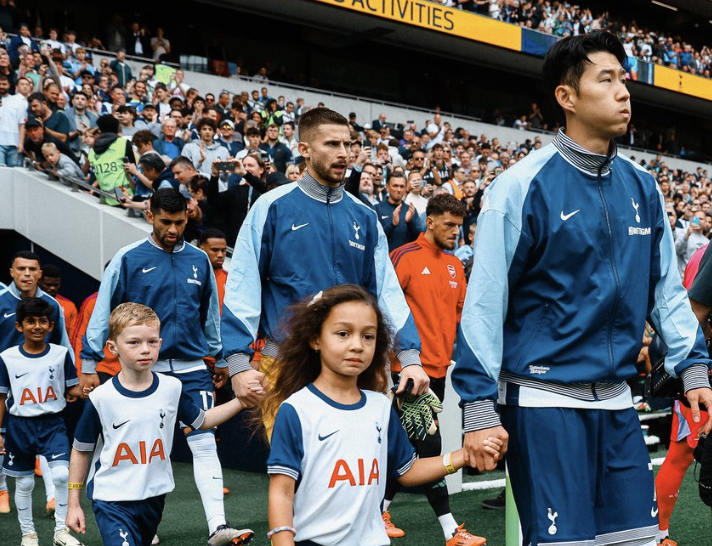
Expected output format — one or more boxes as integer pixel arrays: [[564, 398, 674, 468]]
[[326, 188, 337, 283], [597, 161, 619, 380], [170, 251, 177, 370]]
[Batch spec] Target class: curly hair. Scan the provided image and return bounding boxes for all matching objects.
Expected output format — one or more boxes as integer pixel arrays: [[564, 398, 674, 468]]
[[258, 284, 393, 439]]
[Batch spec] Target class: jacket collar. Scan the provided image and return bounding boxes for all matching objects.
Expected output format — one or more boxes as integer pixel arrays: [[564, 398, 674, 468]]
[[297, 172, 344, 204], [7, 282, 46, 300], [553, 128, 617, 177], [147, 235, 186, 253]]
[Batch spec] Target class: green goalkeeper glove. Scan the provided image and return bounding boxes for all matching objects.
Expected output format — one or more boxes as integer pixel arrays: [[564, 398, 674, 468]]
[[397, 390, 443, 441]]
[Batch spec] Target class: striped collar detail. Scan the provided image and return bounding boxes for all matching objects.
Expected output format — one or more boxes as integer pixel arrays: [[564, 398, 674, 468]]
[[553, 129, 617, 177], [297, 172, 344, 204]]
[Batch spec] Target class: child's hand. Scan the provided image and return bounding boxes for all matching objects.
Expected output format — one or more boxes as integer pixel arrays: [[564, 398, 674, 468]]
[[482, 436, 504, 462], [0, 433, 5, 455], [66, 505, 86, 534]]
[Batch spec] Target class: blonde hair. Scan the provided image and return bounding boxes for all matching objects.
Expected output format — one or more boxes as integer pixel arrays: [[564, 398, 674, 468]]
[[41, 142, 58, 156], [108, 302, 160, 340]]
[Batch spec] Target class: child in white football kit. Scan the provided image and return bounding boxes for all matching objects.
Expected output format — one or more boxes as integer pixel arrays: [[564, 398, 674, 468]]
[[265, 285, 502, 546], [66, 303, 257, 546], [0, 297, 83, 546]]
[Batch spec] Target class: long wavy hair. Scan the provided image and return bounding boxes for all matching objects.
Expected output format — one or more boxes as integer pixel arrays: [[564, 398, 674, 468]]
[[259, 284, 393, 437]]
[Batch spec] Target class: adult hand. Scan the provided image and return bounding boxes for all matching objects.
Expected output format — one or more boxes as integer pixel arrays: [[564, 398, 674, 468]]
[[463, 427, 509, 472], [405, 203, 416, 223], [199, 145, 206, 165], [78, 373, 100, 398], [231, 368, 267, 407], [686, 387, 712, 435], [356, 147, 370, 166], [397, 365, 430, 396], [392, 204, 402, 226]]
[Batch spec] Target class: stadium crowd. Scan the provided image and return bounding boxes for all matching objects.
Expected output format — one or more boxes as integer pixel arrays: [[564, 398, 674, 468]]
[[3, 9, 712, 546], [449, 0, 712, 80]]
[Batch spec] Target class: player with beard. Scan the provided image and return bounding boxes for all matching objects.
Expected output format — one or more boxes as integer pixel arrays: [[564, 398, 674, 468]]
[[222, 107, 429, 416]]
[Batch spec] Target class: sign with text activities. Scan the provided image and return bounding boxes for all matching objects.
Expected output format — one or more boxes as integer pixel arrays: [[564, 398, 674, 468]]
[[308, 0, 522, 52]]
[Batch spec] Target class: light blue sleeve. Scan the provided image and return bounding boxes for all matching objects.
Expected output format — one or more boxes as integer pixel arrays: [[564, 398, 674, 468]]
[[648, 188, 711, 389], [222, 188, 282, 375]]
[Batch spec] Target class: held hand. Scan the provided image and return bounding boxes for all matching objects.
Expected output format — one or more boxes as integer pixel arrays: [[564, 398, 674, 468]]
[[0, 433, 5, 455], [686, 387, 712, 435], [397, 365, 430, 396], [213, 367, 228, 390], [404, 203, 415, 223], [463, 427, 509, 472], [231, 369, 267, 407], [66, 505, 86, 534], [392, 204, 402, 227], [78, 374, 100, 399]]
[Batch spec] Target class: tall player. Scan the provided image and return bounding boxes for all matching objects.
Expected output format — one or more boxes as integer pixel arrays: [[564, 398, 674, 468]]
[[453, 31, 712, 546]]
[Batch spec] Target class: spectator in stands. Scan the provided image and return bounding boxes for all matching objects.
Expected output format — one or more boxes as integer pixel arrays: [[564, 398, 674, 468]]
[[0, 73, 25, 167], [170, 156, 203, 189], [109, 48, 132, 88], [279, 121, 299, 158], [126, 21, 150, 57], [28, 91, 69, 143], [403, 169, 428, 217], [37, 264, 78, 338], [154, 117, 185, 160], [87, 114, 135, 206], [22, 118, 77, 166], [8, 23, 40, 67], [117, 105, 147, 138], [183, 186, 214, 244], [128, 79, 149, 109], [236, 127, 262, 159], [676, 209, 708, 276], [376, 171, 424, 251], [169, 68, 190, 99], [65, 90, 98, 156], [136, 152, 178, 192], [207, 155, 268, 245], [0, 47, 15, 93], [41, 142, 86, 185], [217, 119, 243, 156], [138, 103, 162, 137], [259, 123, 292, 172], [181, 118, 229, 177]]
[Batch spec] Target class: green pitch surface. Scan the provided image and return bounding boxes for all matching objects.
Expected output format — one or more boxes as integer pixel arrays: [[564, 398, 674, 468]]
[[1, 461, 710, 545]]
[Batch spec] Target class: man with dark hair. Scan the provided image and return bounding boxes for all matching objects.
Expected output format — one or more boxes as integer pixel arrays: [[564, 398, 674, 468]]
[[181, 117, 228, 177], [137, 152, 178, 191], [65, 90, 98, 156], [79, 188, 252, 546], [259, 123, 292, 173], [376, 171, 423, 251], [222, 107, 429, 408], [28, 92, 69, 143], [384, 194, 480, 545], [22, 118, 78, 166], [453, 30, 712, 546]]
